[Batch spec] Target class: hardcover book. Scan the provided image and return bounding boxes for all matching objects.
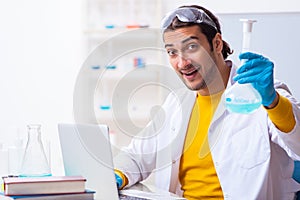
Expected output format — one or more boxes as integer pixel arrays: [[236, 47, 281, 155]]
[[3, 176, 86, 196], [0, 190, 94, 200]]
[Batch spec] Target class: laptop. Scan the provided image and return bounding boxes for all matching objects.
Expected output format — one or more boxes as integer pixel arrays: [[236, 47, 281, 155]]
[[58, 123, 152, 200]]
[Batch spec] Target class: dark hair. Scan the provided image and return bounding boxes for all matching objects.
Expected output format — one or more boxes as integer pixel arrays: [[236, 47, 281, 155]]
[[164, 5, 233, 59]]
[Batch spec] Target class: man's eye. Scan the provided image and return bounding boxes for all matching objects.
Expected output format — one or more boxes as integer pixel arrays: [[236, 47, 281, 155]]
[[167, 50, 177, 56], [188, 44, 198, 50]]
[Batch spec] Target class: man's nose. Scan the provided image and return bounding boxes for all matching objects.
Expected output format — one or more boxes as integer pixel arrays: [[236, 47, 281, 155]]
[[177, 55, 191, 69]]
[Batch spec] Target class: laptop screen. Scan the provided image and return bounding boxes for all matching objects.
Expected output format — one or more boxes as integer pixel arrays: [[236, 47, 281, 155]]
[[58, 123, 119, 200]]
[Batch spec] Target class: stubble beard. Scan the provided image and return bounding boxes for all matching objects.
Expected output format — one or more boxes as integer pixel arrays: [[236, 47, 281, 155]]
[[183, 66, 215, 92], [185, 78, 207, 91]]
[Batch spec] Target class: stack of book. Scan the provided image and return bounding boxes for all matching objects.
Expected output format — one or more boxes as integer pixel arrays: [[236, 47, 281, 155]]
[[0, 176, 95, 200]]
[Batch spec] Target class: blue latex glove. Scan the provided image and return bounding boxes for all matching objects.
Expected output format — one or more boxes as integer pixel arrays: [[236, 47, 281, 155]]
[[115, 173, 123, 189], [293, 161, 300, 184], [233, 52, 277, 107]]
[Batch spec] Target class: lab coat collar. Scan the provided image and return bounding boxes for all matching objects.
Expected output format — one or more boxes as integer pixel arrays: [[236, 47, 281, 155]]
[[225, 60, 237, 88], [210, 60, 235, 124], [208, 60, 237, 151]]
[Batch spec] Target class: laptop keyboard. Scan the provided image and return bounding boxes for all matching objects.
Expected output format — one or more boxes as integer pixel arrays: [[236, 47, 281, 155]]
[[119, 194, 149, 200]]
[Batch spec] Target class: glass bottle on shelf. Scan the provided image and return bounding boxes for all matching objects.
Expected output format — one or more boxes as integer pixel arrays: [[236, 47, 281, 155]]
[[99, 81, 111, 110], [19, 124, 51, 177]]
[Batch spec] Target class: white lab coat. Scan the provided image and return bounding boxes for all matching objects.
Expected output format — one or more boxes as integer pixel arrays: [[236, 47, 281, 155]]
[[114, 65, 300, 200]]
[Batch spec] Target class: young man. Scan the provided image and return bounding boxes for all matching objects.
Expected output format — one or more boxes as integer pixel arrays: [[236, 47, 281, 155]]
[[114, 5, 300, 199]]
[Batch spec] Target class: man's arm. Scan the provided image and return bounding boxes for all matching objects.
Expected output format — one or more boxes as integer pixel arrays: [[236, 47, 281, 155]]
[[266, 93, 296, 133]]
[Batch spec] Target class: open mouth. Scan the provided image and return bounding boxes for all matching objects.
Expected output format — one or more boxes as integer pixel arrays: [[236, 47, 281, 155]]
[[181, 67, 200, 80], [184, 69, 197, 76]]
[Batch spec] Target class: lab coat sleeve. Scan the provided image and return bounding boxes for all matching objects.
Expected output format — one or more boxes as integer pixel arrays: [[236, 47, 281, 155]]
[[113, 93, 174, 188], [269, 80, 300, 159]]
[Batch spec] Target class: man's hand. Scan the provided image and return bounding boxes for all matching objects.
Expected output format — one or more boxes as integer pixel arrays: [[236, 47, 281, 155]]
[[115, 173, 123, 189], [233, 52, 277, 107]]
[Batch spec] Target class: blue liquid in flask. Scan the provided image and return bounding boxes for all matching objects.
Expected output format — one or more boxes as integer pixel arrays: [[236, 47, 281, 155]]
[[225, 83, 262, 114]]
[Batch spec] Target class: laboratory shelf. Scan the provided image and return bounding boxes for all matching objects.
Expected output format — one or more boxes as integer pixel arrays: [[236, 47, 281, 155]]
[[83, 27, 159, 36], [79, 0, 168, 143], [94, 67, 160, 82]]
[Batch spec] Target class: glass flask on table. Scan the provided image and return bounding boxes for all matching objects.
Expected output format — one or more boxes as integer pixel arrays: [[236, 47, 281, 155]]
[[19, 124, 51, 177]]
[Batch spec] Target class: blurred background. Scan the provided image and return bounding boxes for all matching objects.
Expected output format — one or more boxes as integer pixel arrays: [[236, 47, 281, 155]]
[[0, 0, 300, 176]]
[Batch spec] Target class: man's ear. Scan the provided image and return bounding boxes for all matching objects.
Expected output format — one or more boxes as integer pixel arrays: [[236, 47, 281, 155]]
[[213, 33, 223, 54]]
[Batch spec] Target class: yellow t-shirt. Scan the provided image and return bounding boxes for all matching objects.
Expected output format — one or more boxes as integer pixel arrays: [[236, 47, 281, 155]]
[[179, 91, 224, 200]]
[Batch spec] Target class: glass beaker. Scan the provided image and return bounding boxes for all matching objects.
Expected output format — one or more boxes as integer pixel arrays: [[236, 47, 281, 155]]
[[19, 124, 51, 177], [224, 19, 262, 114]]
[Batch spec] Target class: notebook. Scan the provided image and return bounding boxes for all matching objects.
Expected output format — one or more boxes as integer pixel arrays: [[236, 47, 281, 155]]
[[58, 123, 153, 200]]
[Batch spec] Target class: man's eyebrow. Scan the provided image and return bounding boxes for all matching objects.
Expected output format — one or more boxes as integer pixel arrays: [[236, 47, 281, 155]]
[[164, 36, 199, 48], [182, 36, 199, 44]]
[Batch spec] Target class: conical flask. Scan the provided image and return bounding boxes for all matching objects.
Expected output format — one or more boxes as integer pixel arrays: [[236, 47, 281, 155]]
[[225, 19, 262, 114], [19, 124, 51, 177]]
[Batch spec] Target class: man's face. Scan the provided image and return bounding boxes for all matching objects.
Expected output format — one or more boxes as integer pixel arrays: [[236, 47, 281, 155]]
[[163, 25, 219, 93]]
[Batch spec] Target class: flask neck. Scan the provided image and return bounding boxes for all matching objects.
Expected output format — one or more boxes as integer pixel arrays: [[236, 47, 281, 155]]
[[27, 125, 42, 142]]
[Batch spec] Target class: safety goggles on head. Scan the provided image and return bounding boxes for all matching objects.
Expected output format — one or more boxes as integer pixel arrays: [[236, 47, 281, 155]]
[[161, 7, 218, 32]]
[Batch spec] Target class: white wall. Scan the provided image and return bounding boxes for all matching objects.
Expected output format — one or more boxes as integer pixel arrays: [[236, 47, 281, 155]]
[[162, 0, 300, 13], [0, 0, 83, 175]]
